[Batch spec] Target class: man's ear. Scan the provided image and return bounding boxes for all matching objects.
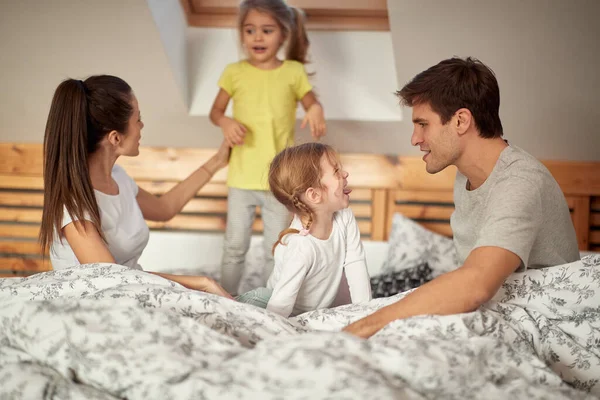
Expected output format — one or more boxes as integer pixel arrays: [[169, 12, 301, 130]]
[[455, 108, 473, 136], [304, 187, 322, 206], [106, 130, 121, 147]]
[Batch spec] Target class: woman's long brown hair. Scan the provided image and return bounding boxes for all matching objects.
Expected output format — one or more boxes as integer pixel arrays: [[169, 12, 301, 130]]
[[39, 76, 133, 255]]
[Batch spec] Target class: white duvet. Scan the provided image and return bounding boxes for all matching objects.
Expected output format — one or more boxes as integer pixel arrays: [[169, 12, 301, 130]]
[[0, 255, 599, 399]]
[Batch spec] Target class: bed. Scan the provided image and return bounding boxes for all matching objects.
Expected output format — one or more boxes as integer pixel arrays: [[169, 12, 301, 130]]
[[1, 143, 599, 398], [0, 253, 599, 399]]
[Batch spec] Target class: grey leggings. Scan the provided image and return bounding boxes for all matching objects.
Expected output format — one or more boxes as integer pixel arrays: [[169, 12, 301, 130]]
[[220, 187, 290, 294]]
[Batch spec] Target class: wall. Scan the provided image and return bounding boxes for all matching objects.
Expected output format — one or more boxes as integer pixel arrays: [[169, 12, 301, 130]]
[[1, 0, 598, 160], [0, 0, 403, 153], [388, 0, 600, 160]]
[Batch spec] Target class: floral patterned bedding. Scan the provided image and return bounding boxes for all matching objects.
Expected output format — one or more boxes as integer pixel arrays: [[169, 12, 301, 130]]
[[0, 255, 599, 399]]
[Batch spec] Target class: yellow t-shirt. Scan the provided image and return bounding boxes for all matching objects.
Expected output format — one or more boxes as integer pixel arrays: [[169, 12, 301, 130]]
[[218, 60, 313, 190]]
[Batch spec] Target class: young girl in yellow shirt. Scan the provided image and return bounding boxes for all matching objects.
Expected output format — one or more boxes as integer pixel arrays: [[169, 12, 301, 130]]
[[210, 0, 326, 295]]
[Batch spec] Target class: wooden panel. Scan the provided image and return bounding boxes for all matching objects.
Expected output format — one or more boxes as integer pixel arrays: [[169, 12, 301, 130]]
[[0, 224, 40, 239], [0, 257, 51, 272], [138, 181, 228, 197], [349, 188, 372, 201], [395, 190, 454, 204], [184, 0, 389, 31], [544, 161, 600, 196], [0, 174, 44, 190], [0, 207, 42, 223], [590, 231, 600, 245], [0, 241, 45, 256], [394, 204, 454, 220], [190, 0, 388, 11], [420, 223, 453, 237], [181, 198, 228, 214], [591, 213, 600, 226], [370, 189, 387, 241], [571, 196, 591, 250], [350, 203, 371, 219], [0, 192, 44, 207], [0, 272, 29, 278]]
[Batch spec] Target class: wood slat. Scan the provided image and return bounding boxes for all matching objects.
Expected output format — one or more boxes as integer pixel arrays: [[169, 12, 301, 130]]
[[393, 204, 454, 220], [181, 198, 227, 214], [349, 188, 372, 201], [592, 197, 600, 210], [370, 189, 387, 241], [571, 196, 591, 250], [349, 203, 371, 218], [0, 192, 44, 207], [0, 208, 42, 223], [184, 0, 389, 30], [591, 213, 600, 227], [0, 272, 29, 278], [0, 224, 40, 239], [420, 222, 453, 237], [137, 181, 228, 197], [0, 174, 44, 190], [544, 161, 600, 196], [394, 190, 454, 204], [0, 257, 51, 272], [0, 241, 45, 256], [590, 230, 600, 245]]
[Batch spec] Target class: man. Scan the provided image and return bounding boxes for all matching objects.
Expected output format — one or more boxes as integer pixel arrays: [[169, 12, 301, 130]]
[[343, 57, 579, 339]]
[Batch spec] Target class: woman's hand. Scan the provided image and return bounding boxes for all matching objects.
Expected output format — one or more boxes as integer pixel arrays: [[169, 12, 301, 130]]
[[212, 140, 231, 171], [193, 276, 234, 299], [219, 117, 247, 146], [151, 273, 234, 299], [301, 103, 326, 139]]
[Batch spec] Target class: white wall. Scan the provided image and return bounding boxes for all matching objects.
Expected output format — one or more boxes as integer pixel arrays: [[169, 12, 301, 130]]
[[0, 0, 221, 148], [147, 0, 189, 106], [188, 28, 401, 121], [388, 0, 600, 161], [0, 0, 598, 160]]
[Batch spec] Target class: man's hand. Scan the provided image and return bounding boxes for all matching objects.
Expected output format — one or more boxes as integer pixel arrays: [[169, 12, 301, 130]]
[[341, 246, 522, 338]]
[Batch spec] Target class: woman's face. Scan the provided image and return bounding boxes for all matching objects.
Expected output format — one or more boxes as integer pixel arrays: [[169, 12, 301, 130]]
[[116, 95, 144, 157]]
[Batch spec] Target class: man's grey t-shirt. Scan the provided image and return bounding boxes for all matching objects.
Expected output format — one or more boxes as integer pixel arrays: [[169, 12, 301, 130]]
[[451, 145, 579, 269]]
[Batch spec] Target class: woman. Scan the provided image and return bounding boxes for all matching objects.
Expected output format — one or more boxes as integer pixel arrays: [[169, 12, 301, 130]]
[[39, 75, 232, 298]]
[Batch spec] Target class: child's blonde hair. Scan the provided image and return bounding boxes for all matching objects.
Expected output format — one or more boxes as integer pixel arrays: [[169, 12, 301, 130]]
[[268, 143, 339, 254], [238, 0, 310, 65]]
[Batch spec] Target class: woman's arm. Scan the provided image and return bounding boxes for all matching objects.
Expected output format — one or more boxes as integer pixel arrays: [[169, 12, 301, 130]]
[[150, 272, 233, 299], [63, 221, 232, 298], [63, 220, 116, 264], [136, 141, 230, 222]]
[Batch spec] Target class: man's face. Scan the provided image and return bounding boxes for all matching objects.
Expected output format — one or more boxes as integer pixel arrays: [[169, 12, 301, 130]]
[[410, 103, 460, 174]]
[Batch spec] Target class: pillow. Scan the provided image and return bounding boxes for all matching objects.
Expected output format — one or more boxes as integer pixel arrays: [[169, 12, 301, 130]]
[[370, 262, 433, 298], [384, 213, 460, 278]]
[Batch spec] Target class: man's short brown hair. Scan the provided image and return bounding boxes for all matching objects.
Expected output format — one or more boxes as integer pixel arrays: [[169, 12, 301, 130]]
[[397, 57, 503, 138]]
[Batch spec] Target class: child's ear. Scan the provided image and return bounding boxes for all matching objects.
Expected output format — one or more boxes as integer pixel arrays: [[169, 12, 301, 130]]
[[304, 187, 321, 205]]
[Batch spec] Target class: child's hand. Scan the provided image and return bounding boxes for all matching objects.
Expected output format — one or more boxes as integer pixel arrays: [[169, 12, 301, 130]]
[[301, 103, 326, 139], [219, 117, 247, 146]]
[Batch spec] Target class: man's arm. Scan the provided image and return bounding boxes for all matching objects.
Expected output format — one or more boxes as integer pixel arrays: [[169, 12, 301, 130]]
[[343, 246, 521, 338]]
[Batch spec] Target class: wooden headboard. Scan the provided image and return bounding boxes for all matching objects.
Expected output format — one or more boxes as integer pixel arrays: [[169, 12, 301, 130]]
[[1, 143, 598, 277]]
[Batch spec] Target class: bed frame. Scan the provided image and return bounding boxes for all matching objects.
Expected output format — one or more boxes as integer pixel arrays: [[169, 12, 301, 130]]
[[1, 143, 599, 277]]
